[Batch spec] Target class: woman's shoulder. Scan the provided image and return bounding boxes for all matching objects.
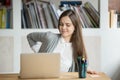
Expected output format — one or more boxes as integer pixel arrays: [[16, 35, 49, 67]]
[[27, 31, 60, 36], [45, 31, 61, 38], [28, 31, 60, 39]]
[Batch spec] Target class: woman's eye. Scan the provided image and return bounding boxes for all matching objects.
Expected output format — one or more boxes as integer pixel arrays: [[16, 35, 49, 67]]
[[66, 24, 70, 27]]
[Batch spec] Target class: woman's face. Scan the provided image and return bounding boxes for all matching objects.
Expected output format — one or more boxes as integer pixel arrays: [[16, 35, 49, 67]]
[[59, 16, 75, 39]]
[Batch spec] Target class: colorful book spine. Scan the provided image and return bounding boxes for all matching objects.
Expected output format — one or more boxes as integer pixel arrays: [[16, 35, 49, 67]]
[[1, 7, 7, 29]]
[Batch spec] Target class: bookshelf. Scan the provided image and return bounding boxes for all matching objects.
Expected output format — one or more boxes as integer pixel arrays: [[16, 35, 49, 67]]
[[21, 0, 100, 29], [0, 0, 100, 72], [1, 1, 120, 80]]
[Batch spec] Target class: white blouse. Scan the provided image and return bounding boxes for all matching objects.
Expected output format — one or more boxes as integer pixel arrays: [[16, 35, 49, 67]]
[[53, 37, 73, 72]]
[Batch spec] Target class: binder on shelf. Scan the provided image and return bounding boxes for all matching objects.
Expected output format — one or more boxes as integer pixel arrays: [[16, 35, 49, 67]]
[[1, 7, 7, 29], [84, 2, 99, 27], [73, 6, 86, 28], [42, 3, 54, 28], [38, 0, 58, 29], [0, 9, 2, 28], [36, 1, 47, 29], [48, 4, 58, 28], [50, 3, 59, 20], [21, 9, 26, 29], [83, 7, 98, 28], [117, 14, 120, 28], [33, 0, 42, 28], [109, 10, 118, 28], [22, 3, 32, 28], [80, 6, 94, 28], [6, 8, 11, 28]]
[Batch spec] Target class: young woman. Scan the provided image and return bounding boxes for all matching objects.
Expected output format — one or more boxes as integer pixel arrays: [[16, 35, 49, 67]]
[[27, 9, 97, 74]]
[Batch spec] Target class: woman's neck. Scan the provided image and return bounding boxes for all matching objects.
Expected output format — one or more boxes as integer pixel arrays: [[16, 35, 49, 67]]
[[62, 36, 71, 43]]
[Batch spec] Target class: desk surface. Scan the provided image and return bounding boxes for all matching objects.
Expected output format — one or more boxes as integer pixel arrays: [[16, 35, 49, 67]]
[[0, 72, 111, 80]]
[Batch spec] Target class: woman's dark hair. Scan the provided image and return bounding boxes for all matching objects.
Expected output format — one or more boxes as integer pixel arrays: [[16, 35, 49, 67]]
[[58, 9, 87, 62]]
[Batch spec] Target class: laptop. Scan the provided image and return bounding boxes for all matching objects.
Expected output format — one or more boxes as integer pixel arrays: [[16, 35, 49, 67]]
[[20, 53, 60, 79]]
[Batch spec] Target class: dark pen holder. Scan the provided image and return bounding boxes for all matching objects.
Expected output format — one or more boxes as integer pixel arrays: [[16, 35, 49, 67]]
[[77, 56, 87, 78]]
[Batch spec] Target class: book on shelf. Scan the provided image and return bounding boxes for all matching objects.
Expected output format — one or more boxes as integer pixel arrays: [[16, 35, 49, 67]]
[[79, 6, 95, 28], [73, 6, 85, 28], [6, 8, 11, 28], [50, 3, 59, 20], [83, 7, 98, 28], [73, 6, 91, 28], [42, 3, 54, 29], [117, 14, 120, 28], [109, 10, 118, 28], [33, 0, 42, 28], [48, 2, 58, 28], [36, 1, 47, 29], [0, 9, 2, 27], [21, 9, 26, 29], [29, 2, 39, 28], [84, 2, 99, 27], [22, 3, 32, 28]]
